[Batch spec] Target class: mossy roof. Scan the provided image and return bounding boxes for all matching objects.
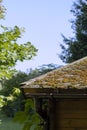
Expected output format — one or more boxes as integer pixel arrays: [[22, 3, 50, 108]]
[[21, 57, 87, 89]]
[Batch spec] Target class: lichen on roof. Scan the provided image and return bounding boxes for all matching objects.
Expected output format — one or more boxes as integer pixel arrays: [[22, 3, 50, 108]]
[[21, 57, 87, 89]]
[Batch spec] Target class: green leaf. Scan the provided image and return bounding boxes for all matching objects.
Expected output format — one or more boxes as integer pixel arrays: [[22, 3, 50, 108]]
[[0, 95, 6, 108], [12, 87, 21, 96], [14, 111, 29, 124], [30, 124, 37, 130], [0, 25, 37, 79]]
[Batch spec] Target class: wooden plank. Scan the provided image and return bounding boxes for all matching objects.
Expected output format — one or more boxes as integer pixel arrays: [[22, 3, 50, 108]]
[[56, 111, 87, 119], [58, 119, 87, 128], [22, 88, 57, 93], [56, 100, 87, 111], [56, 128, 87, 130], [56, 128, 74, 130], [49, 99, 56, 130], [55, 100, 87, 129]]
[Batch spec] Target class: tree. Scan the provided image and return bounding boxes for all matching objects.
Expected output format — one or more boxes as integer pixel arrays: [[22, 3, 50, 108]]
[[0, 25, 37, 79], [0, 1, 39, 130], [0, 1, 38, 129], [0, 1, 37, 79], [0, 0, 6, 19], [0, 71, 28, 117], [0, 0, 37, 111], [60, 0, 87, 63]]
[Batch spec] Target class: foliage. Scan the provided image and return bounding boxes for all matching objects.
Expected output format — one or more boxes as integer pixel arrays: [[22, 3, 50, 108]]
[[1, 71, 28, 96], [1, 64, 58, 117], [0, 1, 38, 130], [0, 71, 27, 116], [0, 25, 37, 79], [0, 87, 23, 117], [14, 99, 43, 130], [0, 95, 6, 108], [60, 0, 87, 63], [0, 0, 6, 19], [27, 63, 59, 79]]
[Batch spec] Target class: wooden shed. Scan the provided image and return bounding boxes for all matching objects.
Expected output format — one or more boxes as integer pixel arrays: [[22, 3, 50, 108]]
[[21, 57, 87, 130]]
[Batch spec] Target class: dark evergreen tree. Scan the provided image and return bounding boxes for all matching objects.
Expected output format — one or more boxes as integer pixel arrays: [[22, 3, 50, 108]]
[[60, 0, 87, 63]]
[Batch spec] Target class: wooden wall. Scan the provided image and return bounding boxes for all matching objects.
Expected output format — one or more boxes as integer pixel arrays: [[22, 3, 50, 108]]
[[53, 99, 87, 130]]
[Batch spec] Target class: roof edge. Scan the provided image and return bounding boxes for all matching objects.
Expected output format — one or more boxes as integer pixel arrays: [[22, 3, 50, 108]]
[[21, 87, 87, 98]]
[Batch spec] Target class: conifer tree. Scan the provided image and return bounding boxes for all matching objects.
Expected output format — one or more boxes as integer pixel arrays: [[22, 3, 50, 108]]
[[60, 0, 87, 63]]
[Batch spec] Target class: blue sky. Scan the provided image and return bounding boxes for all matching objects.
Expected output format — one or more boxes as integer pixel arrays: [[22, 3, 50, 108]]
[[2, 0, 74, 72]]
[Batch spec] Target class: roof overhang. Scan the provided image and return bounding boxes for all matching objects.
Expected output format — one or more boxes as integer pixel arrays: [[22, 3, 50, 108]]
[[21, 87, 87, 99]]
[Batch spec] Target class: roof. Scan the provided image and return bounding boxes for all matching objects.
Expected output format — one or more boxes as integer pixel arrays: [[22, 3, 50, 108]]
[[21, 57, 87, 89]]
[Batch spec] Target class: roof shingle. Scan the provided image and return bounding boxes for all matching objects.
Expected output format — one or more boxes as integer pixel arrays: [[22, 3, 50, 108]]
[[21, 57, 87, 89]]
